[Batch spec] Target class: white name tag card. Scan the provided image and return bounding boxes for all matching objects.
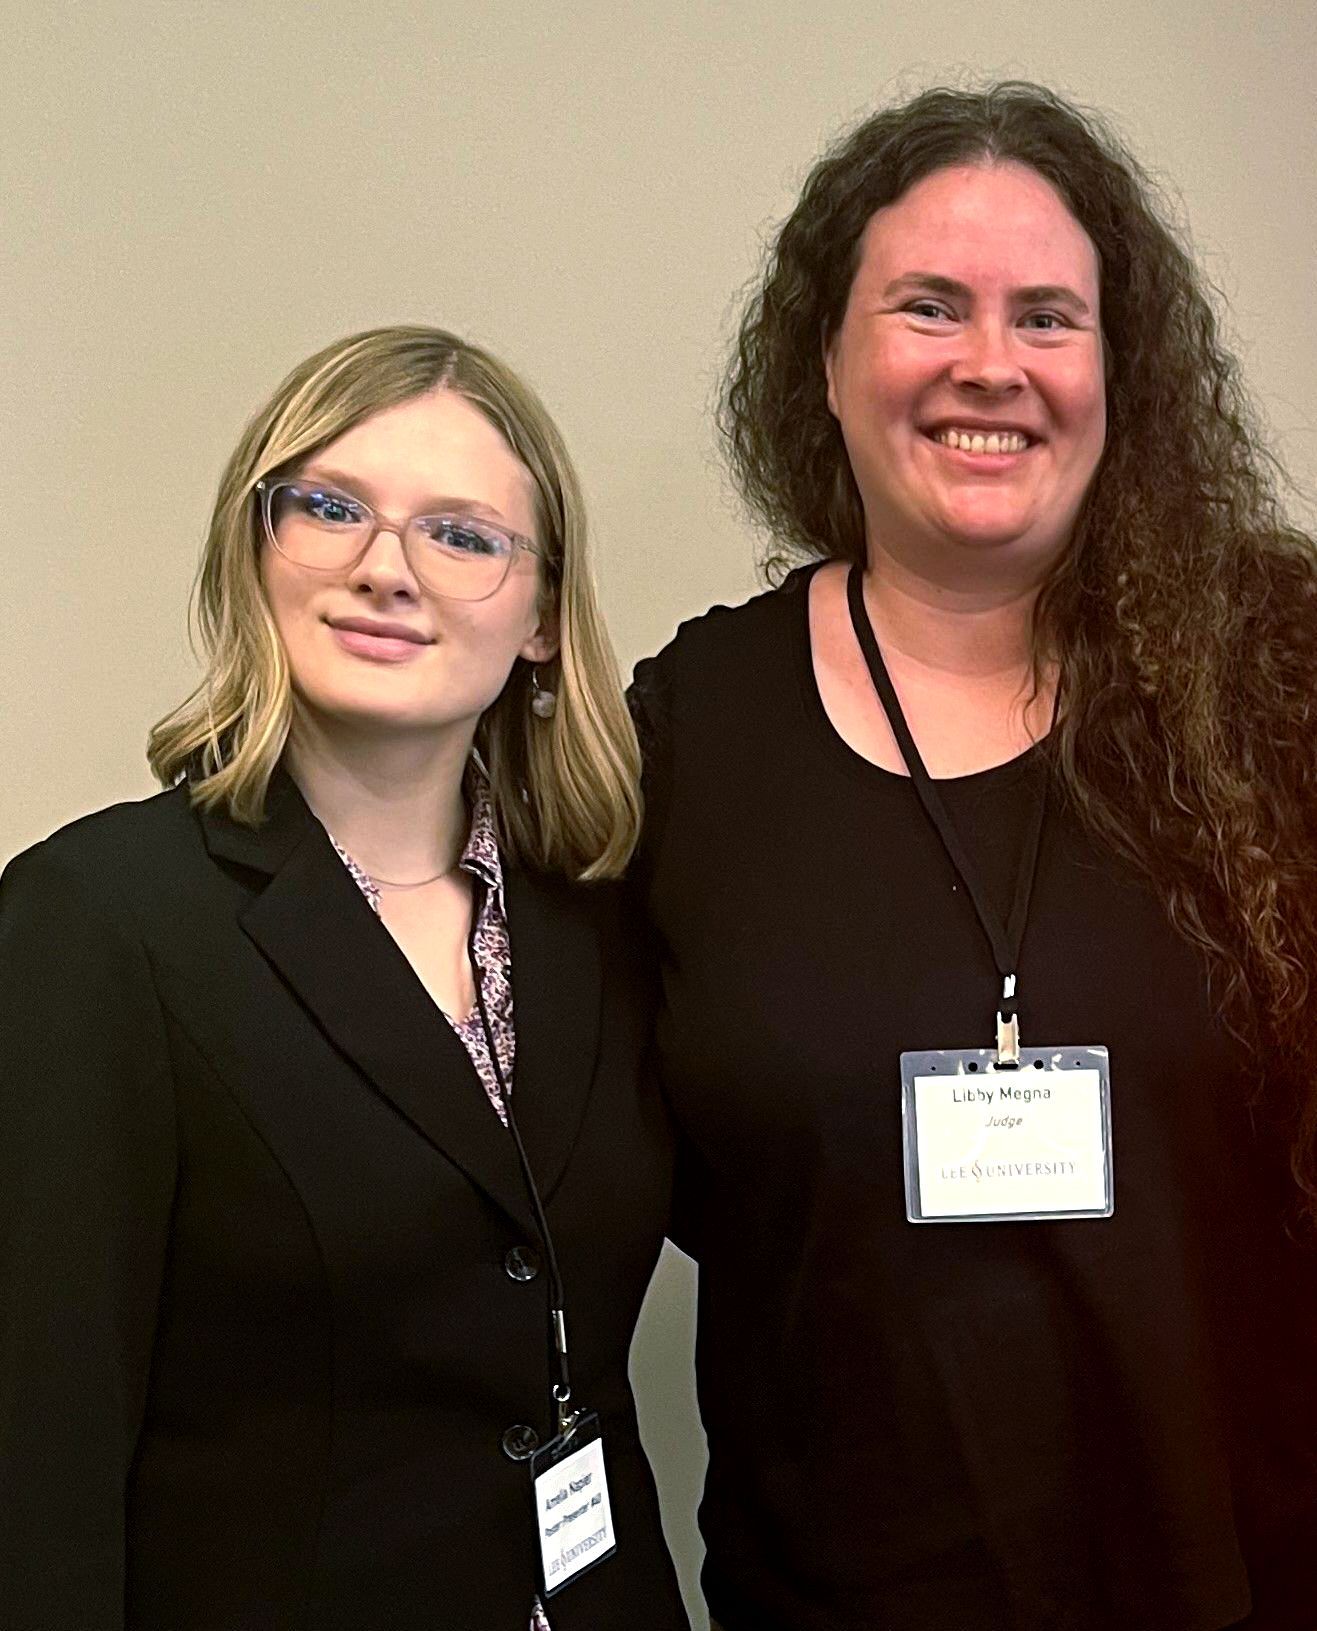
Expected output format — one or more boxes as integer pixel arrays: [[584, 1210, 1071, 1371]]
[[531, 1412, 617, 1597], [900, 1045, 1113, 1223]]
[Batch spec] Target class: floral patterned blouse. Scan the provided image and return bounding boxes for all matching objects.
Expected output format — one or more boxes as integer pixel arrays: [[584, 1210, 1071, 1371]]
[[332, 778, 553, 1631]]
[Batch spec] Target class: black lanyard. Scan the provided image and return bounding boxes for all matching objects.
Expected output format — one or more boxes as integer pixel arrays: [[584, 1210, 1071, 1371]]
[[468, 882, 577, 1436], [845, 564, 1051, 1062]]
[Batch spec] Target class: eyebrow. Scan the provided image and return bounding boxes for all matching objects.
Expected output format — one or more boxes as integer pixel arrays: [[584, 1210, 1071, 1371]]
[[882, 273, 1093, 317], [297, 466, 514, 524]]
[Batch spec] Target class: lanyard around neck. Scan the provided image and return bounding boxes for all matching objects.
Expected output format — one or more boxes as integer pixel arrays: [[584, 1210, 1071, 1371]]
[[845, 564, 1051, 1063], [467, 881, 576, 1434]]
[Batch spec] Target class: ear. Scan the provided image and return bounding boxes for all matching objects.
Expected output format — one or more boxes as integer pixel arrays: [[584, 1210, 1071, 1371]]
[[520, 601, 559, 665], [822, 328, 840, 420]]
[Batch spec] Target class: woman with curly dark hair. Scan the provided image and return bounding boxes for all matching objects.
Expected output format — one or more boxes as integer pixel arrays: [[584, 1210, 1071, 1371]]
[[631, 83, 1317, 1631]]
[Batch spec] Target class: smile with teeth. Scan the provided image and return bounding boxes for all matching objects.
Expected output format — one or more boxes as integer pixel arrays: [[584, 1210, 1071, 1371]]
[[933, 428, 1031, 455]]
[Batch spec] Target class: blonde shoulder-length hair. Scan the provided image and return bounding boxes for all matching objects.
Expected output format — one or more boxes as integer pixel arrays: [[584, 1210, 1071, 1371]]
[[149, 325, 640, 881]]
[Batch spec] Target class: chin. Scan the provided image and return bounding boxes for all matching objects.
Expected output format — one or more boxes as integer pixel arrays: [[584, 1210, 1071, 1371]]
[[935, 518, 1026, 550], [935, 503, 1043, 549], [297, 688, 455, 737]]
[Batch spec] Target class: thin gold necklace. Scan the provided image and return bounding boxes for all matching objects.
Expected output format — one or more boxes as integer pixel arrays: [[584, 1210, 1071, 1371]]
[[368, 863, 458, 891]]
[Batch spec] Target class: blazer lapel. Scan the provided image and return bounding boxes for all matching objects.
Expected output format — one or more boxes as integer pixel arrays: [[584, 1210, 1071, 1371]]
[[502, 868, 602, 1207], [200, 777, 537, 1236]]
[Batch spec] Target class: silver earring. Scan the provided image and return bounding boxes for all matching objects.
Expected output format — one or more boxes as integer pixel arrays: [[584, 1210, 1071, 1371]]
[[530, 668, 557, 720]]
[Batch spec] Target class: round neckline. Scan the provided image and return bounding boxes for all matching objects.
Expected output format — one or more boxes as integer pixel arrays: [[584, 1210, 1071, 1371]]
[[789, 559, 1051, 793]]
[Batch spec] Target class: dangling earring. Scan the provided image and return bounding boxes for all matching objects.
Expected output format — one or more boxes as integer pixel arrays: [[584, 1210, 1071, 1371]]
[[530, 667, 557, 720]]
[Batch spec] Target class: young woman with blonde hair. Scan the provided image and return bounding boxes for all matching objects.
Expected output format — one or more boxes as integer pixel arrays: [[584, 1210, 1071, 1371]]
[[0, 326, 687, 1631]]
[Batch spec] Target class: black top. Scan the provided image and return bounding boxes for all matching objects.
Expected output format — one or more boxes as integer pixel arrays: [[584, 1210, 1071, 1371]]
[[631, 567, 1317, 1631], [0, 775, 687, 1631]]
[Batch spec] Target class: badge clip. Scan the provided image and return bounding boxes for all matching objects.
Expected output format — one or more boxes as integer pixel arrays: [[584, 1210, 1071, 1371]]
[[554, 1387, 579, 1439], [996, 974, 1021, 1068], [550, 1310, 579, 1437]]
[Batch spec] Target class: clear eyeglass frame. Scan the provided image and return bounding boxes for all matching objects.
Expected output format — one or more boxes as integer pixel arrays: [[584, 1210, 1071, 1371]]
[[254, 476, 544, 603]]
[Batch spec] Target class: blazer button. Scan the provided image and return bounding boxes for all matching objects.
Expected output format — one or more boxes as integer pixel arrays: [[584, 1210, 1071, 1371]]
[[502, 1424, 540, 1462], [504, 1244, 541, 1282]]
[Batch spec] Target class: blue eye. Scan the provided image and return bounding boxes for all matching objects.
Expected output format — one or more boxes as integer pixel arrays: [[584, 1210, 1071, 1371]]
[[300, 488, 367, 526], [418, 517, 514, 558]]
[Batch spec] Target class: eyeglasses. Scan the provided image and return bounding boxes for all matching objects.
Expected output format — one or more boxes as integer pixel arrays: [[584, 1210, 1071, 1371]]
[[255, 477, 543, 603]]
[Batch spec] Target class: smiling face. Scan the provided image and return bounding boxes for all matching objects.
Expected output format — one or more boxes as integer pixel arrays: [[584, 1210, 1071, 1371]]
[[259, 387, 555, 742], [824, 160, 1107, 581]]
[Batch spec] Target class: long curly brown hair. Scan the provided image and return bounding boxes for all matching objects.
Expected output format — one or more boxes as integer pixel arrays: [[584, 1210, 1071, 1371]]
[[721, 82, 1317, 1217]]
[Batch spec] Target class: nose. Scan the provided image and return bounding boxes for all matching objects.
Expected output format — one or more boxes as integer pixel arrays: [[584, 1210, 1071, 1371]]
[[948, 317, 1026, 395], [347, 522, 421, 601]]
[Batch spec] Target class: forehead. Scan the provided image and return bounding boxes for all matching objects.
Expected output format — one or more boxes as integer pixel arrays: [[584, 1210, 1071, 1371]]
[[307, 387, 536, 524], [852, 160, 1100, 299]]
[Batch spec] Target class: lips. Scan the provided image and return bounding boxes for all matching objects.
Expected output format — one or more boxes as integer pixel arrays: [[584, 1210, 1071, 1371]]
[[325, 616, 433, 663], [328, 617, 431, 643]]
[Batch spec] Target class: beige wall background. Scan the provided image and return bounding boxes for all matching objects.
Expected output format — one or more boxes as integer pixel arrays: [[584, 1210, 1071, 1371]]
[[4, 1, 1315, 1623]]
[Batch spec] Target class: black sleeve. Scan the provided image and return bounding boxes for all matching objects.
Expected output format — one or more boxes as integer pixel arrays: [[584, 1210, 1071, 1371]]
[[0, 842, 177, 1631], [628, 651, 702, 1263], [627, 649, 674, 900]]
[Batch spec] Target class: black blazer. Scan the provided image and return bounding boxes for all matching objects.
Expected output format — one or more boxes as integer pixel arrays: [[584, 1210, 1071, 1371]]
[[0, 774, 687, 1631]]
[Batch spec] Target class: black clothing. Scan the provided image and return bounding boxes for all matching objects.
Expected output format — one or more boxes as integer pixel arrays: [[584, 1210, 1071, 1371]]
[[631, 567, 1317, 1631], [0, 775, 686, 1631]]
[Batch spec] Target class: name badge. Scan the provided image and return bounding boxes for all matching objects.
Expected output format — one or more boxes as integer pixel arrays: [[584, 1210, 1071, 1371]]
[[900, 1046, 1113, 1223], [531, 1411, 617, 1597]]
